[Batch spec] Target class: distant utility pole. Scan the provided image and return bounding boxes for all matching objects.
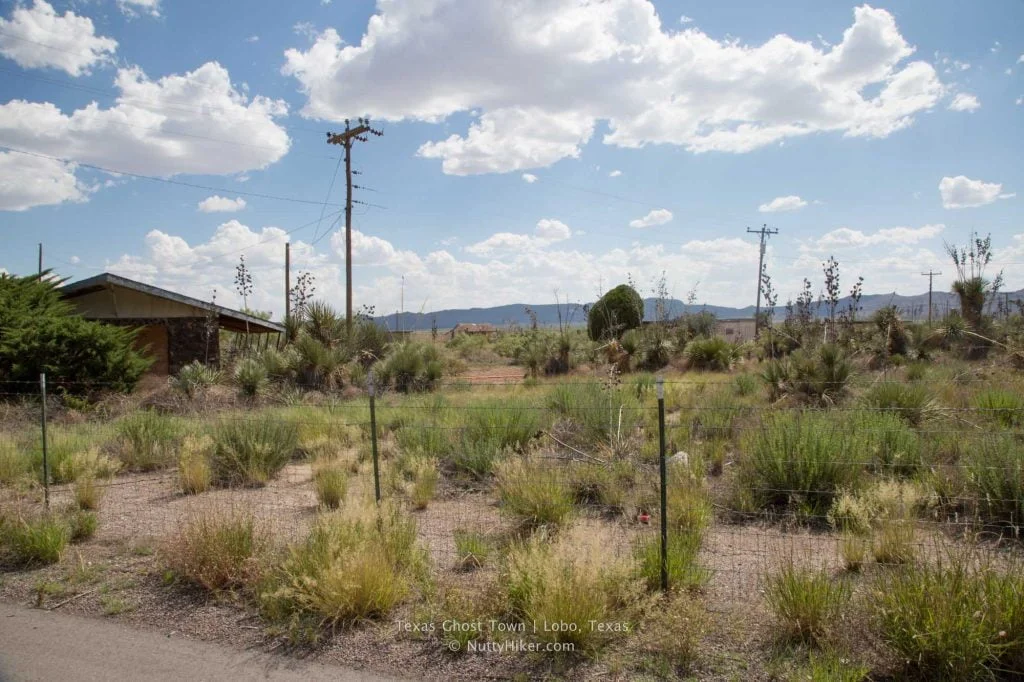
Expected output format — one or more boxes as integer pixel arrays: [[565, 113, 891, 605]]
[[327, 118, 384, 335], [401, 275, 405, 333], [921, 270, 942, 326], [284, 242, 291, 327], [747, 224, 778, 337], [37, 243, 42, 277]]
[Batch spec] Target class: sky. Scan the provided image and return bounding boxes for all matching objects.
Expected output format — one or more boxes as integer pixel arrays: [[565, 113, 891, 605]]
[[0, 0, 1022, 319]]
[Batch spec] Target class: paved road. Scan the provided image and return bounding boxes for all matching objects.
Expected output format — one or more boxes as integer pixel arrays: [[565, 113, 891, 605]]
[[0, 603, 401, 681]]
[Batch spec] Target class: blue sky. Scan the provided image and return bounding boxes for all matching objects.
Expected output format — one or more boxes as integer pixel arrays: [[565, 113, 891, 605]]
[[0, 0, 1021, 318]]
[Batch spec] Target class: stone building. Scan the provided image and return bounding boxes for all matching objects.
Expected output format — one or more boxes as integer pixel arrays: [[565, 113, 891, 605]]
[[61, 273, 284, 376]]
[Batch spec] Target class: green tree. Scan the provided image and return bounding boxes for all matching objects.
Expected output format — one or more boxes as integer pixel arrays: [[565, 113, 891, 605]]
[[0, 273, 151, 392], [587, 284, 644, 341]]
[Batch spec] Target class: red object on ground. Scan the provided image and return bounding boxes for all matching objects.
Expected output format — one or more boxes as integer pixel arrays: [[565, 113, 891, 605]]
[[638, 513, 650, 524]]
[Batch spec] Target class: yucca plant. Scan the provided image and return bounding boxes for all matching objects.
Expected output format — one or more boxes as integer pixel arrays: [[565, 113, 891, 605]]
[[169, 361, 221, 399], [684, 337, 738, 371], [234, 358, 268, 399]]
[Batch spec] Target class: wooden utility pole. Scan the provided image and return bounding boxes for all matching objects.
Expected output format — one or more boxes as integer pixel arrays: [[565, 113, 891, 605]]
[[921, 270, 942, 326], [37, 243, 42, 277], [284, 242, 291, 328], [747, 224, 778, 337], [327, 118, 383, 335]]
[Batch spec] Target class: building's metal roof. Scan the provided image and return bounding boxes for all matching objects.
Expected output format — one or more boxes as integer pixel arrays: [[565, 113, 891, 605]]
[[61, 273, 285, 334]]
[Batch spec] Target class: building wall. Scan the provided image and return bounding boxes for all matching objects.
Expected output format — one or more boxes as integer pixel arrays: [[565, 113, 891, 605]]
[[107, 317, 218, 376], [67, 287, 205, 319], [715, 318, 757, 342]]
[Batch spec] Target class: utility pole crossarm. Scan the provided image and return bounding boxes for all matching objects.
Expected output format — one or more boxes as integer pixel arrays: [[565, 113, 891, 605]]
[[325, 117, 384, 335]]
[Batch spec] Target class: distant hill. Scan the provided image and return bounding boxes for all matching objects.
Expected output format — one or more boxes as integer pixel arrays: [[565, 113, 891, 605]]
[[376, 289, 1024, 331]]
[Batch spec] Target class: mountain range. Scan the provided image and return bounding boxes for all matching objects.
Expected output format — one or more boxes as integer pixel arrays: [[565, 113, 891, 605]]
[[376, 289, 1024, 331]]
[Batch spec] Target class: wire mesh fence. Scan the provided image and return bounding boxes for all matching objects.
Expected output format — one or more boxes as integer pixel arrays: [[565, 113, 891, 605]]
[[1, 371, 1022, 602]]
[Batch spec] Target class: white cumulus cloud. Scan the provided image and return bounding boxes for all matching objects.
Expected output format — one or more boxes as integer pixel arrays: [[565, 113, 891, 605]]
[[0, 62, 290, 208], [282, 3, 943, 175], [0, 0, 117, 77], [198, 195, 247, 213], [117, 0, 161, 18], [948, 93, 980, 112], [0, 151, 88, 211], [466, 218, 572, 255], [939, 175, 1009, 209], [629, 208, 673, 228], [521, 173, 538, 183], [609, 169, 622, 177], [758, 195, 807, 213], [810, 224, 944, 250]]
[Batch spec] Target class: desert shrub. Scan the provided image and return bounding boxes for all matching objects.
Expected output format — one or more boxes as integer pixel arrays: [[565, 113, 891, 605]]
[[259, 504, 422, 637], [905, 361, 928, 382], [763, 564, 850, 644], [567, 460, 634, 513], [760, 358, 791, 402], [966, 435, 1023, 531], [637, 531, 708, 592], [163, 509, 268, 592], [210, 419, 298, 487], [732, 373, 759, 397], [349, 317, 389, 365], [636, 594, 705, 677], [973, 389, 1024, 428], [408, 457, 438, 509], [234, 358, 269, 399], [170, 361, 221, 398], [873, 552, 1024, 680], [73, 474, 102, 510], [861, 382, 934, 426], [684, 337, 738, 371], [588, 284, 644, 341], [177, 435, 213, 495], [789, 343, 852, 404], [116, 411, 180, 471], [495, 457, 573, 526], [27, 431, 102, 485], [453, 530, 491, 570], [0, 514, 69, 566], [313, 461, 349, 509], [503, 529, 641, 651], [379, 342, 443, 393], [0, 272, 150, 391], [828, 480, 921, 564], [0, 439, 29, 486], [67, 509, 97, 542], [292, 334, 345, 390], [257, 347, 296, 382], [740, 412, 862, 515], [684, 388, 741, 442], [873, 305, 909, 357], [547, 381, 640, 448]]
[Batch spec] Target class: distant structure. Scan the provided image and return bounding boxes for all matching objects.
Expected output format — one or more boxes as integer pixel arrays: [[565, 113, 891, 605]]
[[449, 323, 497, 340], [61, 273, 283, 376]]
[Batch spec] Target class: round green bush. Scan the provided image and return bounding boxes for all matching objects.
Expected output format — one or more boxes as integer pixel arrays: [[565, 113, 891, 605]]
[[587, 284, 643, 341]]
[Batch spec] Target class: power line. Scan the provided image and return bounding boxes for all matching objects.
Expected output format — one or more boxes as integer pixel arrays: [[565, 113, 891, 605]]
[[310, 154, 344, 245], [0, 145, 343, 206]]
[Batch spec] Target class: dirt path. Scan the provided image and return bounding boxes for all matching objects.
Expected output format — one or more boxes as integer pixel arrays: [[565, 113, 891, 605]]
[[0, 602, 405, 682]]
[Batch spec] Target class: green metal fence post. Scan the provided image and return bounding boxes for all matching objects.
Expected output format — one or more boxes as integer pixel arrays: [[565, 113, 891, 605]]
[[657, 376, 667, 591], [40, 372, 50, 509], [369, 370, 381, 504]]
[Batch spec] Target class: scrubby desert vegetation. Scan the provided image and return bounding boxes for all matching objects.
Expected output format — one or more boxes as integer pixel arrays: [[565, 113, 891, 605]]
[[2, 240, 1024, 680]]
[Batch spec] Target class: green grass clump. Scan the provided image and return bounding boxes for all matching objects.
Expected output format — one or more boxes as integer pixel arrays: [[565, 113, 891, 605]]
[[637, 531, 708, 592], [313, 461, 349, 509], [0, 514, 70, 566], [210, 419, 298, 487], [731, 373, 760, 397], [547, 381, 640, 449], [860, 382, 934, 426], [408, 457, 438, 510], [67, 509, 98, 542], [162, 508, 268, 592], [0, 439, 30, 486], [851, 411, 922, 477], [259, 504, 422, 638], [116, 411, 180, 471], [177, 435, 213, 495], [972, 389, 1024, 428], [873, 553, 1024, 680], [73, 474, 103, 511], [966, 435, 1023, 531], [453, 530, 492, 570], [452, 398, 541, 476], [170, 360, 221, 399], [503, 529, 641, 652], [495, 457, 574, 526], [739, 412, 863, 516], [763, 564, 850, 644]]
